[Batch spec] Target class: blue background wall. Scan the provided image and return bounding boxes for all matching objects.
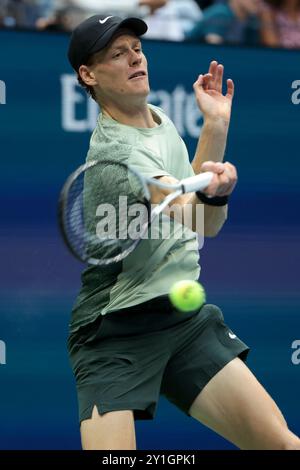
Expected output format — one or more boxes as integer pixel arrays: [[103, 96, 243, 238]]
[[0, 30, 299, 449]]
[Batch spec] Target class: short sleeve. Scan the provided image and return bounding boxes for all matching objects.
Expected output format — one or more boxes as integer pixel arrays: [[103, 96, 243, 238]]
[[127, 146, 171, 180]]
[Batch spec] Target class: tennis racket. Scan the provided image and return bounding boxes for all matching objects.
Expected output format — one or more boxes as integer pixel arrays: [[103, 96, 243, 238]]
[[58, 160, 213, 266]]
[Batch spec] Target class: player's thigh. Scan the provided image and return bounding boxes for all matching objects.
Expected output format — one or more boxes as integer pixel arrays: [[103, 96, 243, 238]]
[[80, 405, 136, 450], [189, 357, 300, 450]]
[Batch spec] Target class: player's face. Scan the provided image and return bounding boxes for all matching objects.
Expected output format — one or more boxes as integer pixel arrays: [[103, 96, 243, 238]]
[[90, 32, 150, 104]]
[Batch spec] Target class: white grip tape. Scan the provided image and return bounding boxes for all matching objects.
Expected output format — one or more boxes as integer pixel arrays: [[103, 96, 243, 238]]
[[181, 172, 213, 193]]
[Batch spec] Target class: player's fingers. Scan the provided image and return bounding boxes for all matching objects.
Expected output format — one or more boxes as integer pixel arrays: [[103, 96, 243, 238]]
[[216, 180, 236, 196], [193, 74, 203, 87], [201, 161, 219, 173], [193, 74, 203, 91], [207, 61, 218, 90], [202, 173, 220, 196], [202, 73, 213, 90], [216, 163, 238, 195], [224, 162, 238, 181], [193, 75, 205, 97], [215, 64, 224, 93], [200, 162, 224, 196], [214, 162, 226, 174], [226, 79, 235, 100], [201, 161, 226, 175], [201, 162, 237, 196], [208, 60, 218, 77], [193, 74, 210, 93], [215, 172, 231, 195]]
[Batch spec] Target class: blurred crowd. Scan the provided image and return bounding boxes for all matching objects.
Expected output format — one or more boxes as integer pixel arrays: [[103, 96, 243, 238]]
[[1, 0, 300, 49]]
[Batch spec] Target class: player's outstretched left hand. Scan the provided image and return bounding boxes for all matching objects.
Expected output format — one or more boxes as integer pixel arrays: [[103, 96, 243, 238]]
[[193, 61, 234, 124]]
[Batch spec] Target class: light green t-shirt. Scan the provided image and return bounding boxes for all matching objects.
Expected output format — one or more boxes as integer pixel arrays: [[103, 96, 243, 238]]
[[70, 104, 200, 332]]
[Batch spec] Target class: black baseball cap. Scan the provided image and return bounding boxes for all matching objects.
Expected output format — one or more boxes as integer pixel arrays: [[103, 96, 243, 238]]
[[68, 15, 148, 72]]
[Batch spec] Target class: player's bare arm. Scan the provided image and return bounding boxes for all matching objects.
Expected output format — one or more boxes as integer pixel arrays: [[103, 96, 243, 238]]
[[187, 60, 235, 234], [149, 61, 237, 228]]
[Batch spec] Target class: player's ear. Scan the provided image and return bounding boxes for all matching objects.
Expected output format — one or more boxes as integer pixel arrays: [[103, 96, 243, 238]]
[[78, 65, 97, 87]]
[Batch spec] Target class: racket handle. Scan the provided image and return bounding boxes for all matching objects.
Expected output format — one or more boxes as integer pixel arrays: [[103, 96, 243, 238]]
[[181, 172, 214, 193]]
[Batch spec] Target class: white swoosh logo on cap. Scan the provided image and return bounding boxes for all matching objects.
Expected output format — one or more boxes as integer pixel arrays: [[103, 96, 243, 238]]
[[228, 332, 237, 339], [99, 16, 113, 24]]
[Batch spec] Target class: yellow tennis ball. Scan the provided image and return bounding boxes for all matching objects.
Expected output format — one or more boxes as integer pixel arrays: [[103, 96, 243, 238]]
[[169, 280, 206, 312]]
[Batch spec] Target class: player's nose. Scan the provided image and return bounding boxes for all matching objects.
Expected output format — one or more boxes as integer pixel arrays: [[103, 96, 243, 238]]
[[129, 51, 142, 67]]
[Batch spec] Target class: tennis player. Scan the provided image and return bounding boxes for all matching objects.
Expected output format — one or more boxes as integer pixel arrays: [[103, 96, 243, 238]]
[[67, 15, 300, 450]]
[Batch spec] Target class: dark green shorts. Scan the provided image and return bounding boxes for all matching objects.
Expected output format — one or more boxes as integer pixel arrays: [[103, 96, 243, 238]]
[[68, 297, 249, 422]]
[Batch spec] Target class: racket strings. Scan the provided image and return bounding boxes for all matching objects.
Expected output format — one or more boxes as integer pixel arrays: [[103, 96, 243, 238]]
[[64, 162, 150, 263]]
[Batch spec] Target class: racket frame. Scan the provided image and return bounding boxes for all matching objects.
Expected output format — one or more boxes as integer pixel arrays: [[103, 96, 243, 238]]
[[58, 160, 213, 265]]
